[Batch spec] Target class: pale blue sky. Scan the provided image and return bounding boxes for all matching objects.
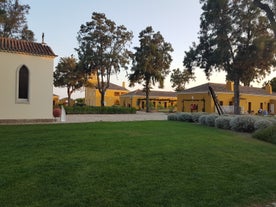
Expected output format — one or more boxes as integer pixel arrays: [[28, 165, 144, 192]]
[[21, 0, 275, 98]]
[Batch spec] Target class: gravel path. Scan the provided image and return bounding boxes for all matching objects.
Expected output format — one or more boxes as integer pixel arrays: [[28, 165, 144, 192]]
[[59, 111, 168, 123]]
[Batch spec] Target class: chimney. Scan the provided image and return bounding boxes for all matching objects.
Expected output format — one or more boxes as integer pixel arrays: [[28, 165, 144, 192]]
[[226, 81, 234, 91], [265, 84, 272, 94], [122, 81, 126, 88]]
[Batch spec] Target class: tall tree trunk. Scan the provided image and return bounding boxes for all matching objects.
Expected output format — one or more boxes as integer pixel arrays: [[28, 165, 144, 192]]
[[233, 73, 240, 114], [67, 87, 72, 106], [145, 80, 150, 112], [100, 90, 105, 107], [96, 69, 106, 107]]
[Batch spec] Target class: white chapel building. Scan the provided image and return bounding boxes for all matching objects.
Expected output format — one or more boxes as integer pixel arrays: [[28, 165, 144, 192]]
[[0, 37, 57, 122]]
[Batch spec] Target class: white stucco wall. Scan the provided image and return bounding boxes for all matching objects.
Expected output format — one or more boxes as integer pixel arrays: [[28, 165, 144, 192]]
[[0, 52, 55, 120]]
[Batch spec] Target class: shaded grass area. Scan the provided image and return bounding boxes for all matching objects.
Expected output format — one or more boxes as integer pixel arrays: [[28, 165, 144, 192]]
[[0, 121, 275, 207]]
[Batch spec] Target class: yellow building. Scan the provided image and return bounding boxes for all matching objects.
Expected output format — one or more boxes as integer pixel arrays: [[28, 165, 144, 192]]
[[120, 89, 177, 111], [53, 94, 59, 106], [177, 82, 276, 114], [85, 75, 129, 106]]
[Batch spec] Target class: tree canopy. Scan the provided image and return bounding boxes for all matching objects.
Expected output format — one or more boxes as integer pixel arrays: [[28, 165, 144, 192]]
[[253, 0, 276, 37], [0, 0, 34, 41], [129, 26, 173, 112], [170, 68, 195, 92], [76, 12, 133, 107], [53, 56, 86, 106], [184, 0, 276, 114]]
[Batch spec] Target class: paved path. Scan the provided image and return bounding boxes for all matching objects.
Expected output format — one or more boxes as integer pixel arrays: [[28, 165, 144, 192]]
[[59, 111, 168, 123]]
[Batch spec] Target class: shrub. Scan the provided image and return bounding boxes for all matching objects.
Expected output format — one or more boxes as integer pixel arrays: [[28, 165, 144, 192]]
[[199, 115, 208, 125], [252, 125, 276, 144], [64, 106, 136, 114], [167, 113, 178, 121], [254, 119, 273, 131], [205, 114, 219, 127], [168, 106, 176, 113], [74, 98, 85, 106], [230, 115, 257, 133], [268, 117, 276, 125], [175, 113, 183, 121], [178, 112, 193, 122], [191, 112, 207, 123], [215, 116, 232, 130]]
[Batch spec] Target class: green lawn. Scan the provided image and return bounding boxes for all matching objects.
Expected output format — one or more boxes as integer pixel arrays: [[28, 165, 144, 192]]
[[0, 121, 275, 207]]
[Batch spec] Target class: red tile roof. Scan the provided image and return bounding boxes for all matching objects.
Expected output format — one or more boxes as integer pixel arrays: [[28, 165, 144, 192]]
[[179, 82, 276, 96], [108, 83, 128, 91], [0, 37, 57, 57], [122, 89, 177, 97], [94, 82, 128, 91]]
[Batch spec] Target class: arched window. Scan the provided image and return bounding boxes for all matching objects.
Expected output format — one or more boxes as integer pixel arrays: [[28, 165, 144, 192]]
[[18, 66, 29, 100]]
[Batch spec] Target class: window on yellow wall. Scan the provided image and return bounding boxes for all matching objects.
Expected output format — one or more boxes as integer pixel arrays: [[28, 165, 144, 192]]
[[219, 101, 223, 106], [248, 102, 252, 113], [229, 101, 233, 106], [114, 92, 120, 96]]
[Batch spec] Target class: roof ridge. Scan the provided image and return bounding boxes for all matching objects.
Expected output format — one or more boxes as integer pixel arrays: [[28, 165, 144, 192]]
[[180, 82, 276, 96], [0, 37, 57, 57], [122, 89, 176, 97]]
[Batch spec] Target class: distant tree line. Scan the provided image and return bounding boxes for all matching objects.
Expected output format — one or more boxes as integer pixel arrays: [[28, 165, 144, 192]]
[[55, 12, 173, 112], [1, 0, 276, 113]]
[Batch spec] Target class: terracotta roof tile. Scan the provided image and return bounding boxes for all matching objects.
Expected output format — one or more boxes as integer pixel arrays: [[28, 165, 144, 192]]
[[94, 82, 128, 91], [108, 83, 128, 91], [0, 37, 57, 57], [179, 82, 276, 96], [122, 89, 177, 97]]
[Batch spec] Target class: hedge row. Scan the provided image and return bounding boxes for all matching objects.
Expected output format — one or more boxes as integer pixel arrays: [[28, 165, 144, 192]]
[[64, 106, 136, 114], [168, 112, 276, 144], [252, 125, 276, 144]]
